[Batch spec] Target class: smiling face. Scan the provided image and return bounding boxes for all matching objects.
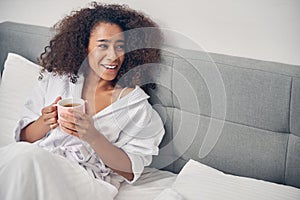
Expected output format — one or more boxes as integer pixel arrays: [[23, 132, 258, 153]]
[[87, 22, 125, 82]]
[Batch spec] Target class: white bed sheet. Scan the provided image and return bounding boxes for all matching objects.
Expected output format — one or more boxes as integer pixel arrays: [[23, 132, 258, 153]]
[[115, 168, 177, 200]]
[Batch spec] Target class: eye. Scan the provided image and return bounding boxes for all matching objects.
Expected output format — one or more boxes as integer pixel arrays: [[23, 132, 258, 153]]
[[115, 44, 125, 51], [98, 44, 108, 49]]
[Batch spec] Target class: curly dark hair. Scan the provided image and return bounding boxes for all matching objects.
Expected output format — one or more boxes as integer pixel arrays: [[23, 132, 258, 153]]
[[39, 2, 163, 89]]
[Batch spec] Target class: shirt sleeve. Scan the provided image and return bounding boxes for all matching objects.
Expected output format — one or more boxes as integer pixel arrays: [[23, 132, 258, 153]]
[[14, 75, 49, 141], [117, 103, 165, 184]]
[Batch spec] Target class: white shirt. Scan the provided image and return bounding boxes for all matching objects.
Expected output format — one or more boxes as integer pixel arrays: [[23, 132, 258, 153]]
[[14, 72, 165, 187]]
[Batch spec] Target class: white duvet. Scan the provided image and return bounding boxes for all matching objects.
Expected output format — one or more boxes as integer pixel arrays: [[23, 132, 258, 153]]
[[0, 142, 118, 200]]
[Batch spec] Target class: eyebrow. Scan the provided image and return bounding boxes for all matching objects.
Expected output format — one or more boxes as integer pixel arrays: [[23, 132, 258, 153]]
[[97, 39, 125, 43]]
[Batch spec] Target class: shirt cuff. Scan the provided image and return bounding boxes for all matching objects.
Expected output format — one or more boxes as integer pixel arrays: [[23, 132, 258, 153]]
[[14, 118, 36, 141], [124, 152, 152, 184]]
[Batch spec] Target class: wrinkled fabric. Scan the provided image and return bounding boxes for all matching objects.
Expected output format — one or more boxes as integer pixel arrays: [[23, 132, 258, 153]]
[[14, 72, 165, 187], [0, 142, 118, 200]]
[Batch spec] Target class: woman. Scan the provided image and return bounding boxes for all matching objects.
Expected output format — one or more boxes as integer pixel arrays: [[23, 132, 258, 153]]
[[0, 2, 164, 200]]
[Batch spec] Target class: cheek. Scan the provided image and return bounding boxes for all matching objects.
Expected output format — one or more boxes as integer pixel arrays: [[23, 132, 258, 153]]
[[119, 54, 125, 64], [87, 49, 105, 65]]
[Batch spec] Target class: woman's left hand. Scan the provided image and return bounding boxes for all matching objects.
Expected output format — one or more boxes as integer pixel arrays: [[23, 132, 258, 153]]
[[59, 101, 99, 143]]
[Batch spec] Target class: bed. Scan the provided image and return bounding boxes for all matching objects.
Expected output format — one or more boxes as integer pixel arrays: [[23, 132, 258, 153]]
[[0, 21, 300, 199]]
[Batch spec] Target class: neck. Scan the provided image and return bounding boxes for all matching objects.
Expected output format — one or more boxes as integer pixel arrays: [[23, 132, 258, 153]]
[[84, 71, 114, 91]]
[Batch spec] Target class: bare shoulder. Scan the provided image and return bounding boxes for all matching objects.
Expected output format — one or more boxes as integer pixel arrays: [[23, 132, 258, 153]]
[[112, 86, 135, 101], [120, 87, 135, 98]]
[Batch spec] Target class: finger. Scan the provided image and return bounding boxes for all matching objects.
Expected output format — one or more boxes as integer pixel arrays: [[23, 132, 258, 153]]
[[60, 126, 73, 135], [47, 110, 58, 118], [43, 111, 58, 121], [71, 132, 80, 137], [44, 117, 58, 125], [84, 100, 92, 116], [53, 96, 62, 104], [50, 97, 62, 112], [64, 110, 85, 121], [74, 112, 85, 121], [50, 123, 59, 129], [42, 106, 53, 114], [59, 113, 77, 124], [42, 114, 57, 125], [60, 119, 80, 132], [43, 103, 60, 113], [61, 126, 80, 137], [67, 108, 85, 117]]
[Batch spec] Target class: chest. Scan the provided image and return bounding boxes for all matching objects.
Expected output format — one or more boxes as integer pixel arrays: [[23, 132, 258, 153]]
[[82, 89, 121, 114], [94, 93, 113, 113]]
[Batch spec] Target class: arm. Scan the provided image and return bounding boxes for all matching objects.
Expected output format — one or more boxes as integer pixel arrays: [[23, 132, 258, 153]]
[[88, 133, 134, 181], [59, 97, 164, 182], [59, 103, 134, 180]]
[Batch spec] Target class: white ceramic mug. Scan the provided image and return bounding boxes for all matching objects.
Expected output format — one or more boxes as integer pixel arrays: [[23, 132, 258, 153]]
[[57, 98, 85, 131]]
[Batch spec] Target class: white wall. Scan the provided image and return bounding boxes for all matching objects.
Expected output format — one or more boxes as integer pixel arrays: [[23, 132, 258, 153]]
[[0, 0, 299, 65]]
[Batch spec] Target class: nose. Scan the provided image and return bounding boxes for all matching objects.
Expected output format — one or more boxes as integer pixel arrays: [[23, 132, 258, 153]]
[[106, 46, 118, 61]]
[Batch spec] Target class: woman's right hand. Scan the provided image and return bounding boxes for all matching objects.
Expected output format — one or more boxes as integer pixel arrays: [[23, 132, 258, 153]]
[[20, 96, 62, 142], [39, 96, 62, 130]]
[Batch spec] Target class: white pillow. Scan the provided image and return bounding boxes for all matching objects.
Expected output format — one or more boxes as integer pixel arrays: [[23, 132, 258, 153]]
[[0, 53, 41, 147], [170, 159, 300, 200]]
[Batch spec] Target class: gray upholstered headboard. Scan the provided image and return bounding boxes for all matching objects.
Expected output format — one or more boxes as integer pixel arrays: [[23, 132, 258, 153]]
[[150, 46, 300, 189], [1, 21, 300, 188], [0, 21, 54, 75]]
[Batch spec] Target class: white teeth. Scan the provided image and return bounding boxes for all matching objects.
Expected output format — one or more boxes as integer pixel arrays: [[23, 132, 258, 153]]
[[103, 65, 117, 69]]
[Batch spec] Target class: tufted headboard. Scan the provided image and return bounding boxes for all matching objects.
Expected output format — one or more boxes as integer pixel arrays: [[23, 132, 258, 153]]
[[1, 21, 300, 188]]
